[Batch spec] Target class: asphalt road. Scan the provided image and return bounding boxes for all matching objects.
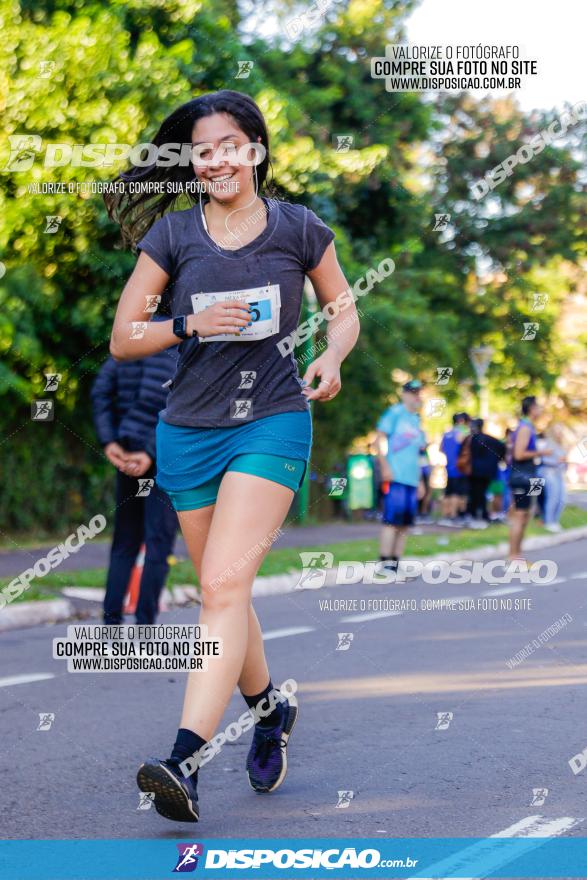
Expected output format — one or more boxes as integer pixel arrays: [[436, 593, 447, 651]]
[[1, 539, 587, 843]]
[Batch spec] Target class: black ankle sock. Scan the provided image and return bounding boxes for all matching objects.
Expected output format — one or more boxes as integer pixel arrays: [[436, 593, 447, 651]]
[[242, 679, 284, 729], [380, 555, 399, 564], [169, 728, 207, 779]]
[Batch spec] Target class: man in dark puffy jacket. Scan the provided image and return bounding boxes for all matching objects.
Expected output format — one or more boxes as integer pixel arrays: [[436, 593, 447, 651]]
[[467, 418, 506, 525], [91, 347, 178, 625]]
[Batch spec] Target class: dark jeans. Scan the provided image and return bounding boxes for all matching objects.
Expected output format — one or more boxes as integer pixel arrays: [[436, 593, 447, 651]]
[[467, 475, 491, 520], [104, 468, 178, 625]]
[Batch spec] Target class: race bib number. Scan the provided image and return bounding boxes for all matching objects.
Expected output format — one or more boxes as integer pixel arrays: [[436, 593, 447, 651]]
[[191, 284, 281, 342]]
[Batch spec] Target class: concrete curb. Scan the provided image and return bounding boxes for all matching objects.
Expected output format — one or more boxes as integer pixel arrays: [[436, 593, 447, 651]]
[[2, 525, 586, 632]]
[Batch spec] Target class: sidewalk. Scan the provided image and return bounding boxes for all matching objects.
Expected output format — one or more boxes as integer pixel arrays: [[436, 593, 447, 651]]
[[0, 520, 435, 577], [1, 487, 586, 577]]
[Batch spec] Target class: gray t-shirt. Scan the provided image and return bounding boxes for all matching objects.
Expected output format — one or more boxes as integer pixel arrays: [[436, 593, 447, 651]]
[[136, 198, 335, 427]]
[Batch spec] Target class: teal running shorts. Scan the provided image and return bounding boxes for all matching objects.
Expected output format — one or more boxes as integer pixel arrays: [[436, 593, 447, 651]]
[[166, 453, 307, 511]]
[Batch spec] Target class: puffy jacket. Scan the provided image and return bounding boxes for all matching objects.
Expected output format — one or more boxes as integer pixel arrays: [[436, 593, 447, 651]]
[[91, 348, 178, 461]]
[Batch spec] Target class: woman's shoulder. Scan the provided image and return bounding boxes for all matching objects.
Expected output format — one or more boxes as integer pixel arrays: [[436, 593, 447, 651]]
[[268, 198, 315, 225]]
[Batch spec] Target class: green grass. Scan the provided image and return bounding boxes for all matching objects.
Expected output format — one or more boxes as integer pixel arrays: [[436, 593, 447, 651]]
[[3, 505, 587, 603]]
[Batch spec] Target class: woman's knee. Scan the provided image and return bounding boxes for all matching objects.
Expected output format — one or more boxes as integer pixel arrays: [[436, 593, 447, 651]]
[[199, 568, 253, 611]]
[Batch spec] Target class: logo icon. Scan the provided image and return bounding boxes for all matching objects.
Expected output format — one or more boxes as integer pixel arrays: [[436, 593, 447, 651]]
[[435, 366, 453, 385], [336, 790, 354, 809], [31, 400, 54, 421], [329, 477, 347, 497], [173, 843, 204, 872], [531, 293, 549, 312], [530, 787, 549, 806], [433, 213, 451, 231], [144, 294, 161, 313], [334, 134, 354, 152], [44, 373, 62, 391], [44, 215, 62, 233], [336, 632, 354, 651], [238, 370, 257, 389], [136, 479, 155, 498], [435, 711, 453, 730], [37, 712, 55, 731], [425, 397, 446, 417], [137, 792, 155, 810], [130, 321, 148, 339], [235, 61, 253, 79], [528, 477, 545, 497], [295, 551, 334, 590], [4, 134, 42, 171], [231, 399, 253, 419], [521, 322, 539, 341], [39, 61, 56, 78]]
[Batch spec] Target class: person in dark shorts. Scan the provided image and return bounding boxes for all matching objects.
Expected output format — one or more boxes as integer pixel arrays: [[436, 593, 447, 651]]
[[508, 396, 550, 560], [91, 347, 178, 625], [376, 380, 426, 571], [439, 412, 470, 526], [467, 418, 506, 526], [105, 90, 359, 822]]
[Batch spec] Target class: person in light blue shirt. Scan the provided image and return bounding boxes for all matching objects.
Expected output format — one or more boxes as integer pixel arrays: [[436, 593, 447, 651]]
[[376, 380, 427, 570]]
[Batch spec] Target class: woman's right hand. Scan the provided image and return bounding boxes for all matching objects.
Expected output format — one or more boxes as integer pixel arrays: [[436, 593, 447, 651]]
[[188, 301, 251, 338]]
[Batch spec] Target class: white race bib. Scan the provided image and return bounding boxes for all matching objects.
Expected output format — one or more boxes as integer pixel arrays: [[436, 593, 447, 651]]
[[191, 284, 281, 342]]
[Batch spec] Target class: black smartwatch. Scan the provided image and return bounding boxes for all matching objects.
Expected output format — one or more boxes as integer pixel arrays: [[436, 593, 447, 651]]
[[173, 315, 198, 341]]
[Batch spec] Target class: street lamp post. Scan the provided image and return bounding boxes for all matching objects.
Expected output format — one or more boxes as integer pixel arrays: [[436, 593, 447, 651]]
[[469, 346, 494, 419]]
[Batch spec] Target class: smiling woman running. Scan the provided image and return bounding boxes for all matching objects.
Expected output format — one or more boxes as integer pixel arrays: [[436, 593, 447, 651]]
[[105, 90, 359, 822]]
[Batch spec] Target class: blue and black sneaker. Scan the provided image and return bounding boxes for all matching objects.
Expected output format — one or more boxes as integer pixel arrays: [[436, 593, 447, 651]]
[[137, 758, 199, 822], [246, 694, 298, 793]]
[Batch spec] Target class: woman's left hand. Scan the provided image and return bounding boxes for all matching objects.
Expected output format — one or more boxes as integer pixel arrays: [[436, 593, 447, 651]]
[[301, 348, 341, 401]]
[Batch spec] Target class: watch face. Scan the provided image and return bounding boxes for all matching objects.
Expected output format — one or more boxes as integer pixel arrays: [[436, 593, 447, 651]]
[[173, 316, 186, 338]]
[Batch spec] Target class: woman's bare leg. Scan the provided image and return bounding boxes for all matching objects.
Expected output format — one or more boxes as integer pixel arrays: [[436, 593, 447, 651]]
[[238, 605, 270, 696], [179, 472, 294, 739]]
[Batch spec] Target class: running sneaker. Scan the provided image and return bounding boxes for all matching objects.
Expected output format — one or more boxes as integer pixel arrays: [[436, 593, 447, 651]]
[[137, 758, 199, 822], [246, 694, 298, 793]]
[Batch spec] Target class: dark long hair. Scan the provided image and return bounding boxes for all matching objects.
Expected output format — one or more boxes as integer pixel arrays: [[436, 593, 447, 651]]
[[103, 90, 272, 249]]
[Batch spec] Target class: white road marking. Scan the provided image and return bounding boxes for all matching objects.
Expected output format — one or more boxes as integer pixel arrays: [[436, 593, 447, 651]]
[[0, 673, 55, 688], [494, 815, 583, 837], [340, 610, 402, 623], [262, 626, 315, 640], [408, 815, 584, 880], [481, 587, 526, 597]]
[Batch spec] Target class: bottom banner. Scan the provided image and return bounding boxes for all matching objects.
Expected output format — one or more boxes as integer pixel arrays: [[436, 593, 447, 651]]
[[1, 837, 587, 879]]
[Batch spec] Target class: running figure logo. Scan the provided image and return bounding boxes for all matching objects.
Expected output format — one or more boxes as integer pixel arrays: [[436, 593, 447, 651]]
[[521, 322, 539, 341], [44, 215, 62, 233], [336, 632, 354, 651], [235, 61, 253, 79], [295, 552, 334, 590], [334, 135, 354, 152], [435, 712, 453, 730], [31, 400, 54, 421], [238, 371, 257, 389], [44, 373, 62, 391], [329, 477, 347, 497], [136, 479, 154, 498], [433, 213, 451, 231], [425, 398, 446, 417], [527, 477, 545, 497], [530, 787, 549, 806], [173, 843, 204, 872], [531, 293, 549, 312], [336, 790, 354, 809], [4, 134, 42, 171], [435, 367, 453, 385], [130, 321, 148, 339], [231, 399, 253, 419], [37, 713, 55, 731], [144, 294, 161, 313], [39, 61, 56, 78], [137, 792, 155, 810]]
